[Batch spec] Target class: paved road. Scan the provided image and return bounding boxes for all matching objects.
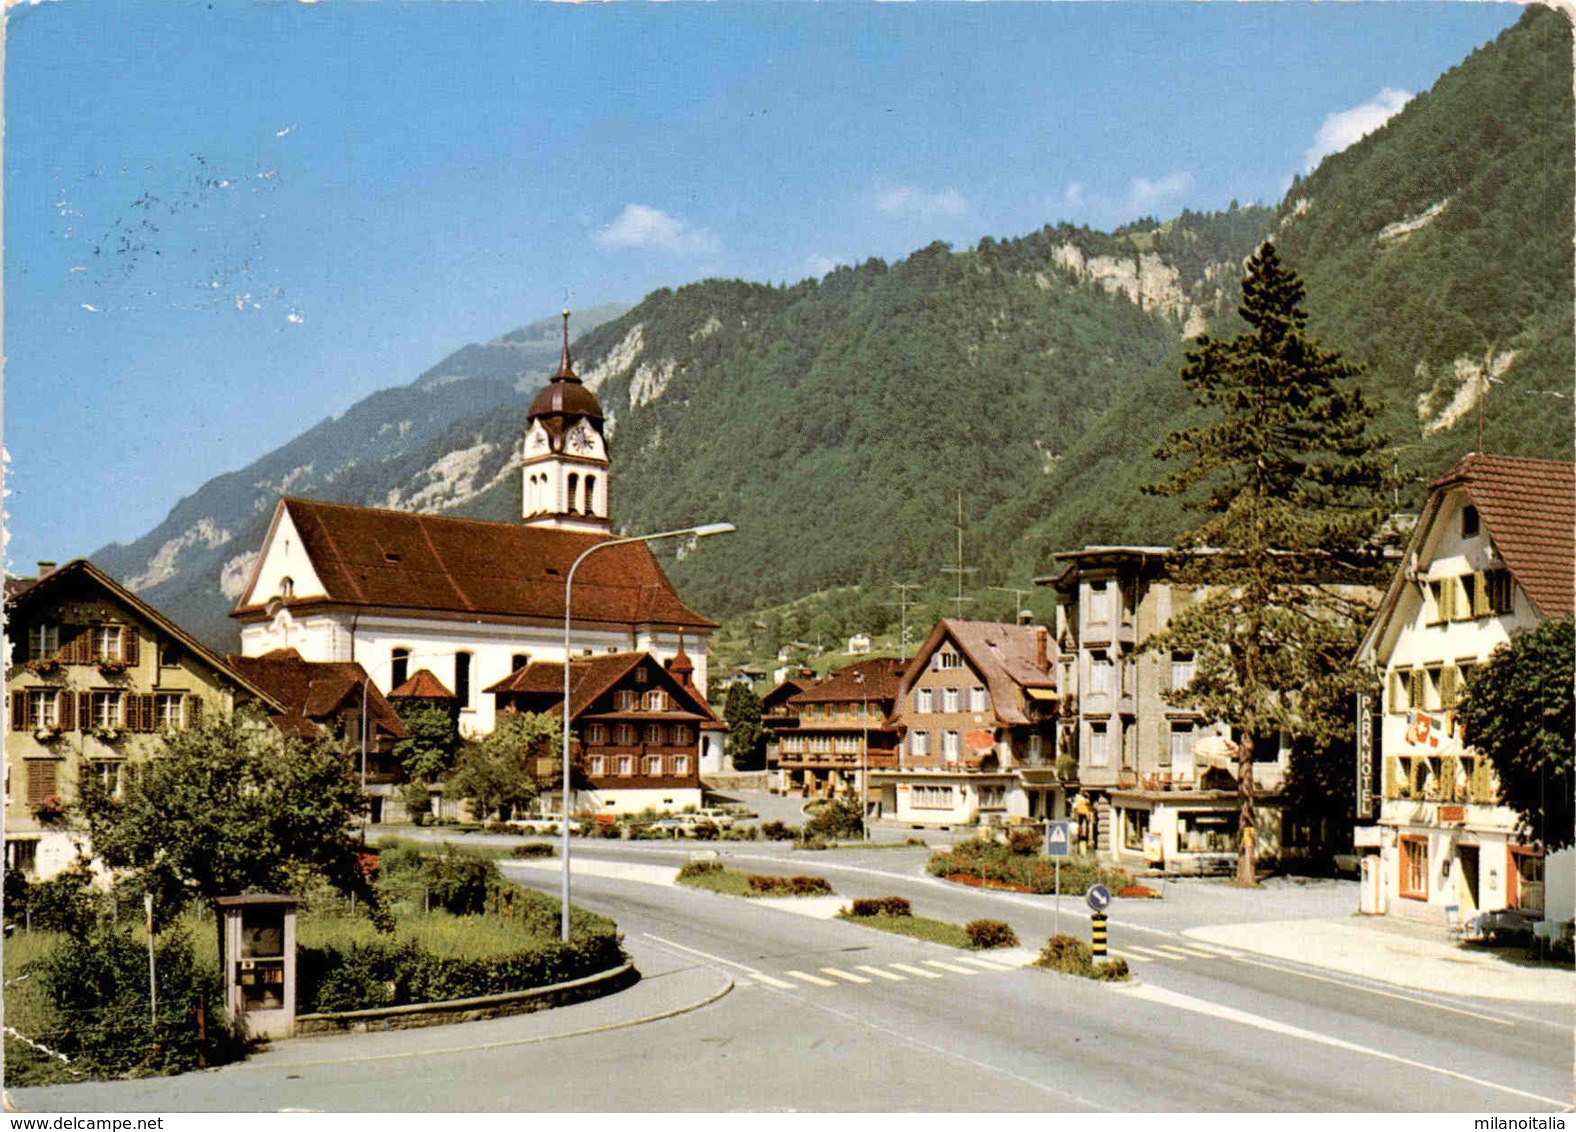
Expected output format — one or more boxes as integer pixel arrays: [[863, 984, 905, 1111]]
[[14, 837, 1568, 1112]]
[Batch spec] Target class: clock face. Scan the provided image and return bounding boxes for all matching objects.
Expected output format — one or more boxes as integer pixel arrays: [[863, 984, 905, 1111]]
[[569, 425, 597, 455], [529, 428, 548, 451]]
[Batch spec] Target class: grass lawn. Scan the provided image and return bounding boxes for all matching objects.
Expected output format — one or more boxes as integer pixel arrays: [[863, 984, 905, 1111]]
[[835, 912, 974, 949]]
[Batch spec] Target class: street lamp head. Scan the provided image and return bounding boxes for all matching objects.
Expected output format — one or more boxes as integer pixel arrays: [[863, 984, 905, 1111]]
[[690, 522, 736, 538]]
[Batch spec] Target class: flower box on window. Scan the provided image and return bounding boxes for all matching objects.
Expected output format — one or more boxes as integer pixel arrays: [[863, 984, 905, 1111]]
[[24, 658, 64, 678], [33, 793, 67, 826], [96, 658, 129, 677], [92, 725, 124, 743], [33, 725, 65, 743]]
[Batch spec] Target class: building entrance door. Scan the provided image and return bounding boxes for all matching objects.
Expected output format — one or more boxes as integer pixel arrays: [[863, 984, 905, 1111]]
[[1457, 845, 1480, 914]]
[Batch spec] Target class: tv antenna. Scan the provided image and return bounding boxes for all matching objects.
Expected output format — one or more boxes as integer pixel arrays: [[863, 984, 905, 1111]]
[[939, 492, 977, 616], [883, 582, 922, 662]]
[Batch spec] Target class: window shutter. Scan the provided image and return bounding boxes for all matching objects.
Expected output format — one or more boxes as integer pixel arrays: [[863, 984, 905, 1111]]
[[1441, 667, 1459, 709], [1408, 669, 1426, 709], [64, 627, 88, 665], [28, 760, 57, 805], [187, 695, 203, 728], [79, 691, 93, 727], [58, 691, 76, 732], [1472, 571, 1491, 617], [122, 626, 140, 667], [10, 691, 28, 731]]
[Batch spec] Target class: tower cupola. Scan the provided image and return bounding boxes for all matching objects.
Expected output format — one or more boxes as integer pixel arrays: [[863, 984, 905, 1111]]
[[522, 310, 611, 532]]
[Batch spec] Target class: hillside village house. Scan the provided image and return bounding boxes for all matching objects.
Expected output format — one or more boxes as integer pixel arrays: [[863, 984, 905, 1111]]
[[774, 657, 904, 800], [4, 560, 283, 879], [761, 672, 813, 780], [871, 620, 1060, 827], [1039, 547, 1294, 874], [1355, 454, 1574, 929], [487, 645, 719, 814], [228, 317, 723, 811]]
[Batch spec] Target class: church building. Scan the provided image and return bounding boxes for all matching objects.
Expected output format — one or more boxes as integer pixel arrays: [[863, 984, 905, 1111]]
[[230, 314, 722, 772]]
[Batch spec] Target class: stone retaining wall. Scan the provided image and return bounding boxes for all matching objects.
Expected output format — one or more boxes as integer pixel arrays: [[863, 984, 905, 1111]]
[[293, 962, 638, 1036]]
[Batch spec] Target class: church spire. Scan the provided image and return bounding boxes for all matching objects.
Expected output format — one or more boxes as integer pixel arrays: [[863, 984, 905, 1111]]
[[554, 308, 578, 382]]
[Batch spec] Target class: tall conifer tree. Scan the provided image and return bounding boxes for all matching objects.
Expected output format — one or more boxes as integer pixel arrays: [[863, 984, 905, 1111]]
[[1144, 242, 1389, 884]]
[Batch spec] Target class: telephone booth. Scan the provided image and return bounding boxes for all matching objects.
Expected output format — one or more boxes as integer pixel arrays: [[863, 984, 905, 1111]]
[[216, 895, 299, 1038]]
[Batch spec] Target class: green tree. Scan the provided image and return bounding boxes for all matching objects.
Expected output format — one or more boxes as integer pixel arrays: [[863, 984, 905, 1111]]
[[723, 683, 766, 771], [391, 702, 460, 822], [1143, 242, 1389, 885], [1456, 618, 1574, 851], [77, 715, 370, 928], [446, 712, 553, 821]]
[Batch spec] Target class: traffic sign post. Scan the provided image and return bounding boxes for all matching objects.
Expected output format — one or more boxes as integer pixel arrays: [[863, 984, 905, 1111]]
[[1085, 884, 1112, 959], [1046, 820, 1071, 937]]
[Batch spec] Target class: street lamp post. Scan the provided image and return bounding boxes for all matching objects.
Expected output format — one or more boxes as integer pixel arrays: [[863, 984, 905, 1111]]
[[559, 521, 736, 942], [854, 670, 868, 842]]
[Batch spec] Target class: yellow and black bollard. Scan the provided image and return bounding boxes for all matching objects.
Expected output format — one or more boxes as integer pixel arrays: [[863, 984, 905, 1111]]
[[1090, 912, 1108, 958]]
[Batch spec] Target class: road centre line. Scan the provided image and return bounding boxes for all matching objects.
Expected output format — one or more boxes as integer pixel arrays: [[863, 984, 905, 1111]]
[[820, 967, 872, 984], [889, 962, 944, 979], [1118, 982, 1561, 1107]]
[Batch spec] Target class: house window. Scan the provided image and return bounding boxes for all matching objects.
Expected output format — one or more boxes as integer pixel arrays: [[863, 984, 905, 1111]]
[[614, 724, 637, 746], [1028, 733, 1044, 764], [978, 784, 1005, 809], [1088, 722, 1110, 767], [968, 686, 988, 713], [1485, 569, 1514, 614], [615, 690, 637, 712], [156, 693, 185, 730], [586, 723, 608, 745], [915, 688, 933, 713], [912, 785, 954, 810], [27, 623, 59, 661], [566, 473, 580, 514], [92, 692, 123, 729], [454, 652, 473, 709], [910, 731, 931, 757], [645, 724, 664, 745], [1424, 667, 1443, 711], [25, 760, 58, 806], [1389, 668, 1412, 713], [634, 667, 649, 684], [646, 756, 663, 776], [942, 730, 960, 761], [589, 755, 605, 776], [644, 690, 667, 712], [937, 651, 962, 670], [1168, 723, 1193, 767], [1089, 583, 1112, 623], [1461, 505, 1479, 538], [616, 755, 634, 777], [942, 687, 960, 713], [1090, 655, 1112, 696], [671, 755, 690, 776], [26, 690, 59, 728], [94, 625, 124, 662], [94, 761, 123, 799], [390, 648, 410, 689], [1428, 579, 1456, 623], [1509, 849, 1545, 915], [672, 725, 693, 746], [1399, 836, 1428, 900], [1407, 668, 1427, 712], [1122, 807, 1150, 851], [159, 641, 185, 668], [1440, 666, 1462, 710]]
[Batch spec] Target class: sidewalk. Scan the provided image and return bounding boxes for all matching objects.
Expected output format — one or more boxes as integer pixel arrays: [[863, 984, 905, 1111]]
[[1186, 914, 1575, 1003]]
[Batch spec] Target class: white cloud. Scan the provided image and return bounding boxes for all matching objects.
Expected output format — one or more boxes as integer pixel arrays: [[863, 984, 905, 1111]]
[[873, 186, 969, 221], [1303, 88, 1412, 171], [1126, 171, 1194, 216], [1062, 182, 1085, 209], [806, 254, 847, 277], [593, 204, 721, 256], [1052, 172, 1195, 228]]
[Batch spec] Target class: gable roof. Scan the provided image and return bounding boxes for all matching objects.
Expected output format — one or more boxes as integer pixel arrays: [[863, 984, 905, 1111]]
[[233, 497, 716, 630], [792, 657, 906, 705], [225, 649, 407, 743], [5, 558, 283, 711], [899, 619, 1055, 726], [486, 651, 719, 723], [388, 668, 455, 700]]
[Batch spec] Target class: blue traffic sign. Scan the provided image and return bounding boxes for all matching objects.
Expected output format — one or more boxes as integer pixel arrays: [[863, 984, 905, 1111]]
[[1086, 883, 1111, 912], [1045, 820, 1071, 858]]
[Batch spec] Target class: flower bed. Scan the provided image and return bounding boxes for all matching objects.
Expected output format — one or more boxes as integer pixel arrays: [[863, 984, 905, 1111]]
[[928, 838, 1126, 895]]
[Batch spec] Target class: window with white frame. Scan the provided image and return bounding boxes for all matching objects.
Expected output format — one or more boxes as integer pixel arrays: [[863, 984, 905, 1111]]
[[671, 755, 690, 776], [1088, 722, 1110, 767], [969, 686, 988, 713], [645, 756, 663, 776], [613, 724, 637, 746], [1090, 655, 1112, 696], [943, 730, 960, 761], [94, 761, 123, 798], [916, 688, 933, 712], [910, 730, 931, 757], [589, 755, 605, 776], [1089, 583, 1112, 623], [615, 690, 637, 712], [1028, 733, 1044, 763], [26, 690, 59, 728], [978, 784, 1005, 809], [634, 667, 649, 684], [94, 625, 124, 662], [92, 691, 122, 729], [156, 693, 185, 731], [937, 651, 962, 670], [28, 623, 59, 661], [671, 725, 693, 746], [586, 723, 608, 745], [616, 755, 634, 777], [942, 687, 960, 713], [645, 724, 664, 745], [644, 690, 667, 712], [1168, 722, 1193, 767], [1170, 651, 1195, 691], [911, 784, 954, 810]]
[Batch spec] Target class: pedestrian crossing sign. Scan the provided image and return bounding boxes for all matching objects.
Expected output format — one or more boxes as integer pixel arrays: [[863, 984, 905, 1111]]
[[1046, 819, 1071, 858]]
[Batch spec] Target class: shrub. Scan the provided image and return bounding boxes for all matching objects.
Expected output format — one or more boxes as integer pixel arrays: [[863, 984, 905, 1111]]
[[24, 862, 102, 937], [484, 821, 517, 835], [747, 875, 832, 896], [510, 843, 556, 859], [965, 919, 1019, 949], [678, 859, 723, 879], [850, 897, 911, 918], [1094, 957, 1131, 981], [927, 838, 1126, 894], [796, 836, 828, 851], [1006, 829, 1042, 856], [691, 821, 719, 842], [804, 792, 863, 840], [591, 822, 623, 840], [1116, 884, 1160, 899], [1035, 934, 1095, 977], [760, 820, 789, 840], [720, 826, 759, 841]]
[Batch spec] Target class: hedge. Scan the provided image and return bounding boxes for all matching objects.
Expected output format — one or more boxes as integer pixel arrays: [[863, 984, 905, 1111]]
[[926, 838, 1126, 895]]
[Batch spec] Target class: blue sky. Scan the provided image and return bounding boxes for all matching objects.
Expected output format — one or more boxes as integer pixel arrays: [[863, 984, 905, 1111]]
[[4, 1, 1522, 571]]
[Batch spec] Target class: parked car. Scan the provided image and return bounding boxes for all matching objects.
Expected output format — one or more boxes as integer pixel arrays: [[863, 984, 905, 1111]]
[[695, 808, 736, 829]]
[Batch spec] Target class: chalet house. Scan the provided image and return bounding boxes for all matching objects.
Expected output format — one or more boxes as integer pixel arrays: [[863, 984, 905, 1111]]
[[225, 649, 408, 822], [761, 673, 814, 781], [228, 316, 720, 748], [775, 658, 904, 800], [871, 620, 1059, 827], [5, 559, 282, 879], [486, 646, 720, 814], [1355, 454, 1574, 929]]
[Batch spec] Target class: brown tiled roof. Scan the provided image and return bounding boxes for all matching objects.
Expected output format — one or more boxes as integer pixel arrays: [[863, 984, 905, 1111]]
[[388, 668, 455, 700], [5, 558, 283, 711], [1435, 454, 1574, 618], [233, 498, 715, 630], [792, 657, 906, 705], [225, 649, 407, 744], [487, 651, 721, 723], [898, 619, 1055, 727]]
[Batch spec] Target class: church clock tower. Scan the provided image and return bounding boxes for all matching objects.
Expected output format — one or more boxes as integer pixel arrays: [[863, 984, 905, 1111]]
[[522, 311, 611, 533]]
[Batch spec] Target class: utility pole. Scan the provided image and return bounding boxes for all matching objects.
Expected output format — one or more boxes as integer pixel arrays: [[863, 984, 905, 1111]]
[[990, 585, 1033, 623], [939, 492, 976, 617], [883, 582, 921, 662]]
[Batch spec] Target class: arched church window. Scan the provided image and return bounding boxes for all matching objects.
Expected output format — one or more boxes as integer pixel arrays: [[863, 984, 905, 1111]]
[[584, 475, 597, 516], [391, 647, 410, 689], [566, 473, 580, 514], [455, 651, 473, 710], [278, 576, 294, 599]]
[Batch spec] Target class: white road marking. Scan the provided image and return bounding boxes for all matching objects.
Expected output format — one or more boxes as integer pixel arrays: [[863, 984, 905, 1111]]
[[750, 973, 799, 990], [820, 967, 872, 984], [1169, 945, 1226, 959], [1118, 983, 1561, 1107], [1152, 945, 1206, 960], [1122, 946, 1172, 961], [889, 962, 945, 979], [1111, 951, 1154, 964], [785, 969, 839, 987], [1179, 942, 1239, 958], [924, 959, 980, 976], [642, 933, 795, 991], [957, 955, 1018, 971], [856, 965, 906, 981]]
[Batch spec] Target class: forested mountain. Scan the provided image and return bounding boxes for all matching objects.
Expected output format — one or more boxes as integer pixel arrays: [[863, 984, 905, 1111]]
[[91, 7, 1571, 651]]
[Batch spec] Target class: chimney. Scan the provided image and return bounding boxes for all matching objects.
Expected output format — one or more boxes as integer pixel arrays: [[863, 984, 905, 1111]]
[[1034, 625, 1049, 672], [36, 561, 56, 578]]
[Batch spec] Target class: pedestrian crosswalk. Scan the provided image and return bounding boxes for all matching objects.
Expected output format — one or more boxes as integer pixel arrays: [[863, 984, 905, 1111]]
[[1113, 941, 1241, 964], [737, 952, 1022, 991]]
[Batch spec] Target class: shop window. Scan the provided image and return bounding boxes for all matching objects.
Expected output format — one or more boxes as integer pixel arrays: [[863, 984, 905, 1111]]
[[1176, 811, 1236, 854], [912, 785, 954, 810], [1122, 807, 1150, 851], [1509, 849, 1545, 915], [1399, 836, 1428, 900]]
